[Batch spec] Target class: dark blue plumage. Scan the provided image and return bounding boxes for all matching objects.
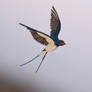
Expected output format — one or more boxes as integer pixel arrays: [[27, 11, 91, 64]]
[[50, 20, 61, 39], [19, 23, 50, 38], [50, 20, 61, 46], [19, 6, 65, 72]]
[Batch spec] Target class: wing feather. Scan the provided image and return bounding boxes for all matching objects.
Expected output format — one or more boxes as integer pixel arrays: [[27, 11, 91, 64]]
[[30, 31, 48, 45], [19, 23, 54, 46], [50, 6, 61, 39]]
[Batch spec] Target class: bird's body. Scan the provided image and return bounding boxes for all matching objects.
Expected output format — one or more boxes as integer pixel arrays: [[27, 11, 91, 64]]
[[19, 6, 65, 72], [41, 44, 57, 56], [37, 32, 57, 52]]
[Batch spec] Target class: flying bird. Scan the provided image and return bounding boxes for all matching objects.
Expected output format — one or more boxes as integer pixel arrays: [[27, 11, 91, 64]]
[[19, 6, 66, 72]]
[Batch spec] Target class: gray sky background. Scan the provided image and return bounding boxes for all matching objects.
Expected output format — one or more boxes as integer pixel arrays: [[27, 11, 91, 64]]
[[0, 0, 92, 92]]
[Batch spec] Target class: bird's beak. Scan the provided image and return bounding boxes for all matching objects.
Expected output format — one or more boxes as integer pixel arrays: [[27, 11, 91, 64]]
[[63, 42, 66, 46], [61, 42, 66, 46]]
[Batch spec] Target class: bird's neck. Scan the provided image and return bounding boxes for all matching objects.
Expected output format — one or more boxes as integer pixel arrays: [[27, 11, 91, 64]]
[[55, 40, 61, 46]]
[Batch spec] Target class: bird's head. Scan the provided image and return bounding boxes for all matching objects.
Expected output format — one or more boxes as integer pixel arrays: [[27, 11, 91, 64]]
[[60, 40, 66, 46]]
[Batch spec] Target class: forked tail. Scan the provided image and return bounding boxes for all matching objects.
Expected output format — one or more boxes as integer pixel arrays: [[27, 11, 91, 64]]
[[36, 52, 48, 72], [20, 54, 40, 67], [19, 50, 48, 73]]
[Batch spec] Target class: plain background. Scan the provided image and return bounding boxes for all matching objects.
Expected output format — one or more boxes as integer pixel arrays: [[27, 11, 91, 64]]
[[0, 0, 92, 92]]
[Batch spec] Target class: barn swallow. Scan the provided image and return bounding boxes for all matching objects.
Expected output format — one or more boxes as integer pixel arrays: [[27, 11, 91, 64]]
[[19, 6, 65, 72]]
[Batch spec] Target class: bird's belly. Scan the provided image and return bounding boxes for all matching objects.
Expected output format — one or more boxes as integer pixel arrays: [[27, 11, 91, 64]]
[[46, 44, 57, 52]]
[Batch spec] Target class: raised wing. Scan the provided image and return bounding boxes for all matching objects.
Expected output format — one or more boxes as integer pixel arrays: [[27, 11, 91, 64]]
[[50, 6, 61, 40], [19, 23, 55, 46]]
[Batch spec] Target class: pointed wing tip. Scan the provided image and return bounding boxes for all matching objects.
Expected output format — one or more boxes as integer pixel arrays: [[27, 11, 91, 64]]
[[51, 6, 57, 14], [51, 6, 56, 14], [19, 23, 29, 29], [52, 6, 54, 8], [52, 6, 55, 10], [19, 23, 21, 25], [52, 6, 54, 9], [19, 23, 24, 26]]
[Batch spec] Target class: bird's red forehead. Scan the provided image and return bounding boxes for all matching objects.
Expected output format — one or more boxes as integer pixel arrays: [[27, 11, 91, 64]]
[[61, 41, 66, 46]]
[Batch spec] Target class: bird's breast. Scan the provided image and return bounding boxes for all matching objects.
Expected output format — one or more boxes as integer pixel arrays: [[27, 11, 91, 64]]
[[37, 32, 57, 52], [46, 44, 57, 52]]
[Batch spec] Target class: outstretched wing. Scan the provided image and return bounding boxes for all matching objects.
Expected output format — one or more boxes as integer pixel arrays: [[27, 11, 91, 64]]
[[19, 23, 55, 46], [50, 6, 61, 39]]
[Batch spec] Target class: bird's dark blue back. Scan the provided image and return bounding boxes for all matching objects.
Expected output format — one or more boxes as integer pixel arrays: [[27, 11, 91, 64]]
[[50, 20, 61, 45]]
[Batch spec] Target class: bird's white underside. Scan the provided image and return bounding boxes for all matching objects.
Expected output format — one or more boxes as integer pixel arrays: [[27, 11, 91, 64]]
[[37, 32, 57, 53]]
